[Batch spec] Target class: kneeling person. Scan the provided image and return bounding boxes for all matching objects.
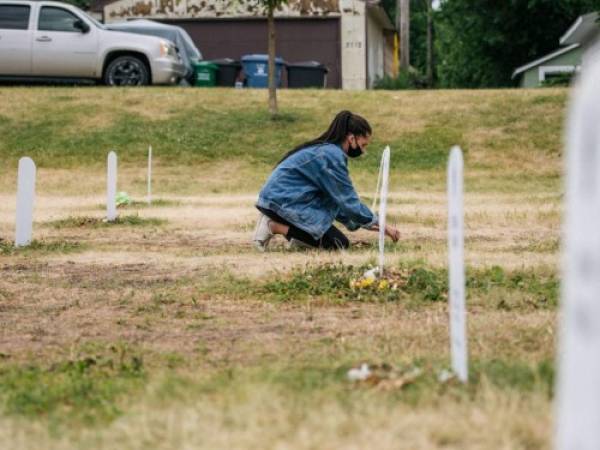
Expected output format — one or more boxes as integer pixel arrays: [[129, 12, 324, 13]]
[[253, 110, 399, 251]]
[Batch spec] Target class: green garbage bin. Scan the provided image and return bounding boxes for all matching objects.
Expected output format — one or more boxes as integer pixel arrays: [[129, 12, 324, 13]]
[[194, 61, 218, 87]]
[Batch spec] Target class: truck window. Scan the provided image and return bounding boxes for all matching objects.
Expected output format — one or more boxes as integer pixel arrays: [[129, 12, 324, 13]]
[[0, 5, 31, 30], [38, 6, 81, 32]]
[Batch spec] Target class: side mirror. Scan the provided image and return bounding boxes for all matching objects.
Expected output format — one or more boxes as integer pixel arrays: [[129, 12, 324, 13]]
[[74, 19, 90, 34]]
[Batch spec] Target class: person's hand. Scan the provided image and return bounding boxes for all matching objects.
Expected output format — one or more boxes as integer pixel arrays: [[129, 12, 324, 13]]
[[370, 224, 400, 242], [385, 225, 400, 242]]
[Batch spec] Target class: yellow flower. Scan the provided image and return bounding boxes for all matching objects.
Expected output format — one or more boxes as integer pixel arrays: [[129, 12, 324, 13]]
[[378, 280, 389, 290], [361, 277, 375, 288]]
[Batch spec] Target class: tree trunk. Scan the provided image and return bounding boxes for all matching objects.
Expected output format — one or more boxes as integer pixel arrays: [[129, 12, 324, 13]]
[[398, 0, 410, 70], [426, 0, 433, 87], [267, 6, 278, 116]]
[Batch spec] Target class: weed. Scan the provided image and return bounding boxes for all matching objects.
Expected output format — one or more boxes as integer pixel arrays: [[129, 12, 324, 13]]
[[467, 266, 558, 309], [406, 267, 448, 302], [221, 263, 561, 309], [260, 263, 439, 303]]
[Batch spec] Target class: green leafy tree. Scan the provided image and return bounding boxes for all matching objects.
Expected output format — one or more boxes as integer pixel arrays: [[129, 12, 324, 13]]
[[409, 0, 435, 86], [380, 0, 438, 87], [435, 0, 600, 88]]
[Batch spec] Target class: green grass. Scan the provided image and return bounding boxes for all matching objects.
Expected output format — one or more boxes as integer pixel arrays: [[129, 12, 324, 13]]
[[122, 199, 181, 208], [0, 239, 86, 256], [0, 347, 145, 425], [0, 87, 563, 448], [199, 262, 558, 309], [0, 352, 553, 434], [0, 88, 566, 178], [47, 215, 167, 229]]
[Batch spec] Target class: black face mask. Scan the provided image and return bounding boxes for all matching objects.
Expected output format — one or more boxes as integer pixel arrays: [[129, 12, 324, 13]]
[[347, 142, 363, 158]]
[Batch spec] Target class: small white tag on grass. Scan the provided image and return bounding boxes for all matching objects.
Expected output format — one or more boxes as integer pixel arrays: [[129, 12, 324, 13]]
[[447, 146, 468, 383], [556, 60, 600, 450], [378, 146, 391, 272], [15, 157, 36, 247], [147, 145, 152, 205], [106, 151, 117, 222]]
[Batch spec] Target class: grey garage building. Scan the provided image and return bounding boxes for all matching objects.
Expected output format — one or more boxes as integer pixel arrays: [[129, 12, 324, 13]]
[[100, 0, 396, 89]]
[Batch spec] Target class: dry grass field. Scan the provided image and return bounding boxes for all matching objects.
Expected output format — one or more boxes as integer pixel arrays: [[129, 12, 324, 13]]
[[0, 87, 566, 449]]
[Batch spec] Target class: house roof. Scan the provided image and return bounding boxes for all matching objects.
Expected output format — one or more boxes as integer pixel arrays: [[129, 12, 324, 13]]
[[560, 12, 599, 46], [104, 0, 343, 23], [512, 43, 580, 79], [367, 2, 395, 31]]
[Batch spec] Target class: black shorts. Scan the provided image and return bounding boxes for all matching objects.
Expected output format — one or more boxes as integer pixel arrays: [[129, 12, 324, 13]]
[[256, 206, 349, 250]]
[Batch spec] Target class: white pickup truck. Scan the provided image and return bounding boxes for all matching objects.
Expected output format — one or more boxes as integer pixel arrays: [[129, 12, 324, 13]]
[[0, 0, 186, 85]]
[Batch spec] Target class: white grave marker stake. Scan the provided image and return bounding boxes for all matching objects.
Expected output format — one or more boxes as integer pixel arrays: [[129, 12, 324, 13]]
[[371, 151, 384, 211], [147, 145, 152, 205], [556, 59, 600, 450], [15, 157, 36, 247], [447, 146, 468, 383], [378, 146, 391, 272], [106, 151, 117, 222]]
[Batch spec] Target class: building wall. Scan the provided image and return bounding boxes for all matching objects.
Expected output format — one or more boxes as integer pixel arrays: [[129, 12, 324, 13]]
[[383, 32, 397, 78], [339, 0, 366, 89], [521, 47, 583, 87], [162, 18, 342, 88], [366, 7, 384, 87], [104, 0, 394, 90]]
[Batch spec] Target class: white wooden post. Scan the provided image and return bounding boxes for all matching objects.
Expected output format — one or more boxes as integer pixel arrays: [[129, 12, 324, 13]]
[[107, 151, 117, 222], [147, 145, 152, 205], [15, 157, 36, 247], [378, 146, 391, 272], [556, 58, 600, 450], [447, 146, 468, 383]]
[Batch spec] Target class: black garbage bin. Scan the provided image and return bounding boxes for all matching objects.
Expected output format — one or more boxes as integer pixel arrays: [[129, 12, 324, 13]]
[[213, 58, 242, 87], [287, 61, 328, 88]]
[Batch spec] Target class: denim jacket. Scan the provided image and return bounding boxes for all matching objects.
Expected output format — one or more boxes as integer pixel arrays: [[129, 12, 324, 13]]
[[256, 143, 378, 239]]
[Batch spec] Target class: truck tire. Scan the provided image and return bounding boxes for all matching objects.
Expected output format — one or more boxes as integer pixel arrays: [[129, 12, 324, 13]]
[[104, 55, 150, 86]]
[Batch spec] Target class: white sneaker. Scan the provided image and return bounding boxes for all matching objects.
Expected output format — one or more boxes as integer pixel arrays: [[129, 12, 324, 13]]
[[252, 213, 274, 252]]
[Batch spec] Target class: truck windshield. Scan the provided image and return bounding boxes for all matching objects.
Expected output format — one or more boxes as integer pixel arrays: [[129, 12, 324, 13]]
[[83, 12, 106, 29]]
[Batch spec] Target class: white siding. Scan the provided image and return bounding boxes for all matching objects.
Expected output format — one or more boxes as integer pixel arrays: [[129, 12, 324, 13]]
[[366, 8, 385, 87]]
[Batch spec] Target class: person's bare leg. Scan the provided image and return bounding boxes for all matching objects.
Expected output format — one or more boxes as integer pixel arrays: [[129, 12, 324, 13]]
[[269, 221, 289, 236]]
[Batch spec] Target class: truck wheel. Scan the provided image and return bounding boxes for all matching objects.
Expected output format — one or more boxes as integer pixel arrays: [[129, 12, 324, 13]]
[[104, 56, 150, 86]]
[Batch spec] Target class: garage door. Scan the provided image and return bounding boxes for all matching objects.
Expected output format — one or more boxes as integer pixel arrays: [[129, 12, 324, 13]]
[[162, 17, 341, 88]]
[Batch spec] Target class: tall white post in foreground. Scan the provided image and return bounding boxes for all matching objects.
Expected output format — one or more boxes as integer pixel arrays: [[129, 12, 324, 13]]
[[556, 60, 600, 450], [447, 146, 468, 383], [15, 157, 36, 247], [378, 146, 391, 272], [147, 145, 152, 205], [107, 151, 117, 222]]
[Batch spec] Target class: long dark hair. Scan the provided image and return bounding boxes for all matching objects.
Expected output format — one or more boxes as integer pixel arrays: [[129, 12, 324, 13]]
[[277, 110, 372, 164]]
